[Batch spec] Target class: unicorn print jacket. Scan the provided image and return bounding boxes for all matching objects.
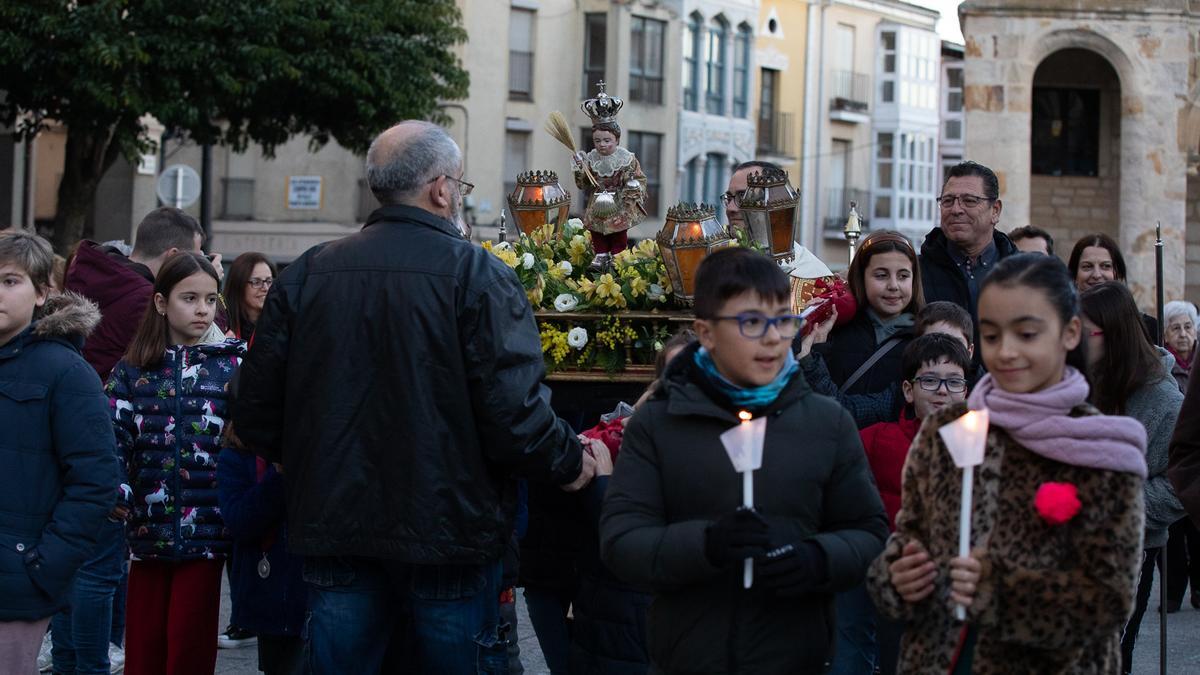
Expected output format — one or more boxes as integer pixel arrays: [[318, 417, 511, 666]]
[[107, 338, 245, 560]]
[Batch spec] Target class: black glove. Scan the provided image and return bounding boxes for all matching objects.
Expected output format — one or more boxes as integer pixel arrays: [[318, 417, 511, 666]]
[[757, 540, 828, 597], [704, 507, 769, 567]]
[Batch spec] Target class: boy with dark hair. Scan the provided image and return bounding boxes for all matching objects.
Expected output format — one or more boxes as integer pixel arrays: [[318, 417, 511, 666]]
[[600, 247, 887, 673], [844, 333, 972, 675], [0, 231, 117, 671], [913, 300, 974, 347]]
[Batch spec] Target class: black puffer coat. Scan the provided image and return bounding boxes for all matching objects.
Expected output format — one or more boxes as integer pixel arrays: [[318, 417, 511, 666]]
[[918, 226, 1018, 321], [814, 311, 912, 399], [599, 343, 888, 674], [233, 204, 583, 564]]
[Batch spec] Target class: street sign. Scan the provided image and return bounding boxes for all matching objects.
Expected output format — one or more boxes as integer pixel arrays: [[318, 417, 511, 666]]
[[156, 164, 201, 209]]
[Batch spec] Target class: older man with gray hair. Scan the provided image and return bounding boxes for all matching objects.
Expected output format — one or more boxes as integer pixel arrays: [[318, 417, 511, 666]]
[[233, 120, 593, 673]]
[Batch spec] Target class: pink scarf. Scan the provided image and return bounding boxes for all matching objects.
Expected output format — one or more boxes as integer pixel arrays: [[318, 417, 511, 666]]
[[967, 367, 1147, 478]]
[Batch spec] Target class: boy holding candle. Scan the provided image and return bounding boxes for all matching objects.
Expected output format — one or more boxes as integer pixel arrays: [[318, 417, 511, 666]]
[[599, 247, 888, 673]]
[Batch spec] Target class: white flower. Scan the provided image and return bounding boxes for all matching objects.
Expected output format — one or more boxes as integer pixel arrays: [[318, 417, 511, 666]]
[[521, 252, 535, 269], [558, 260, 573, 275], [495, 241, 512, 251], [554, 293, 579, 312], [564, 218, 584, 235], [567, 326, 589, 349], [648, 283, 666, 301]]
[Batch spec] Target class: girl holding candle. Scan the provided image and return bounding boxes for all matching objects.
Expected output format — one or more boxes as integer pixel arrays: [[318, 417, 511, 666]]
[[867, 253, 1147, 673]]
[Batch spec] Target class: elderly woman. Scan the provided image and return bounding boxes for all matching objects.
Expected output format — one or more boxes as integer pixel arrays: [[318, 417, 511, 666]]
[[1165, 301, 1197, 393]]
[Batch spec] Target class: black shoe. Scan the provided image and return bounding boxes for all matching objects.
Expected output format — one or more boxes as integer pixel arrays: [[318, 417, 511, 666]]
[[217, 625, 257, 649]]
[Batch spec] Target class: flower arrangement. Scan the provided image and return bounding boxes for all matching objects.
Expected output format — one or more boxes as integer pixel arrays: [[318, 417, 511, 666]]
[[482, 219, 689, 375]]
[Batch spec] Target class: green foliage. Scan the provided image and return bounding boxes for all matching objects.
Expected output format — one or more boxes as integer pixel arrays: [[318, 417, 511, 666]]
[[0, 0, 470, 159]]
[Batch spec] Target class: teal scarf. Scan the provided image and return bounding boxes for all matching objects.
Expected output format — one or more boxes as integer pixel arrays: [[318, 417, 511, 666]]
[[693, 347, 799, 410]]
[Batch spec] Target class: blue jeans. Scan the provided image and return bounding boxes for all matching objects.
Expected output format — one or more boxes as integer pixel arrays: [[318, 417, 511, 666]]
[[828, 584, 878, 675], [303, 556, 508, 675], [51, 520, 125, 675]]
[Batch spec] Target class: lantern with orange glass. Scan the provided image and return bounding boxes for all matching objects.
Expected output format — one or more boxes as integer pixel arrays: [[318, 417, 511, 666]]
[[656, 203, 735, 307], [506, 170, 572, 237], [736, 167, 801, 264]]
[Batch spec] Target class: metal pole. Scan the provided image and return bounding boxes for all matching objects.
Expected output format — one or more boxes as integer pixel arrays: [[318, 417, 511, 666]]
[[200, 143, 213, 253], [1156, 222, 1167, 675], [21, 133, 34, 230]]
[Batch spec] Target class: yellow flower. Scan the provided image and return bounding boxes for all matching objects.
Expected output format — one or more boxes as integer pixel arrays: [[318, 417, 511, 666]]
[[494, 248, 519, 268], [613, 249, 634, 267], [548, 264, 566, 280], [594, 274, 620, 300], [482, 240, 494, 252], [629, 276, 648, 298], [527, 285, 544, 307], [573, 277, 597, 299], [635, 239, 659, 260], [568, 235, 590, 267]]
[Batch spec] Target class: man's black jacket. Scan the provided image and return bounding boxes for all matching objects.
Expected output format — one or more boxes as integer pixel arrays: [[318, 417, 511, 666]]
[[233, 205, 583, 564]]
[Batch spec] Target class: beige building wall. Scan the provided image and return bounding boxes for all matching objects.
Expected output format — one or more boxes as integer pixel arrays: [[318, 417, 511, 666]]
[[753, 2, 808, 180], [960, 0, 1196, 311]]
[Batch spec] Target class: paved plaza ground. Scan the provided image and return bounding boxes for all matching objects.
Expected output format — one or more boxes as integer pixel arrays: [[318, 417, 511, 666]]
[[214, 571, 1200, 674]]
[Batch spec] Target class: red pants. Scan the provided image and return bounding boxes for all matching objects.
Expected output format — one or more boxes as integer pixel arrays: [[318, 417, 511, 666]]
[[124, 558, 223, 675], [591, 230, 628, 255]]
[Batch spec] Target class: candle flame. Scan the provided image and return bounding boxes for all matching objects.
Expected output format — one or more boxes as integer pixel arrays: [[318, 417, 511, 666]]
[[738, 410, 752, 422], [962, 410, 985, 432]]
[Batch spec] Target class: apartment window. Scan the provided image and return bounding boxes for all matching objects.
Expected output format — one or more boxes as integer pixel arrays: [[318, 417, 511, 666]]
[[626, 131, 662, 216], [683, 13, 702, 112], [732, 24, 752, 117], [582, 13, 607, 98], [703, 152, 728, 205], [1031, 88, 1100, 176], [630, 16, 665, 105], [705, 19, 728, 115], [509, 8, 535, 100], [879, 30, 896, 103], [758, 68, 779, 151], [881, 130, 936, 226], [946, 67, 963, 111], [503, 131, 530, 196], [684, 156, 701, 203], [875, 132, 893, 218]]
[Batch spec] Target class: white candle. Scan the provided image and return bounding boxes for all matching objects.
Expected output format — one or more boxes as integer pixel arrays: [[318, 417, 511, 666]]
[[956, 467, 973, 621], [740, 411, 754, 589]]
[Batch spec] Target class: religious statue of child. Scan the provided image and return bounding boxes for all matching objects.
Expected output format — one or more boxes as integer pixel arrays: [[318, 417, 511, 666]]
[[573, 83, 647, 271]]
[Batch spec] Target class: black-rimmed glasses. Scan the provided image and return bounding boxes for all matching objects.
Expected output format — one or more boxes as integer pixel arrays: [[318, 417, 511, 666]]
[[713, 312, 805, 339], [248, 277, 273, 290], [911, 375, 968, 393], [936, 193, 991, 209], [429, 174, 474, 196]]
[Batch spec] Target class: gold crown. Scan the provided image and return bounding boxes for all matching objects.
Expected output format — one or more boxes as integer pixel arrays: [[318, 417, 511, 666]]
[[581, 81, 624, 125]]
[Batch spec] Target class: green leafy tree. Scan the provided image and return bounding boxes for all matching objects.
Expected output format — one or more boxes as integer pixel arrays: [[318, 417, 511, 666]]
[[0, 0, 469, 251]]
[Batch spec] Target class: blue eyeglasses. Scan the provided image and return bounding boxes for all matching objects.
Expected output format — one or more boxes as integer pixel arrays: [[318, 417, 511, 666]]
[[712, 312, 805, 339]]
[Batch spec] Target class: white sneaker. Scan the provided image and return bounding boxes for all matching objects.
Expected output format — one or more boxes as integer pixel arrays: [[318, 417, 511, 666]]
[[109, 643, 125, 673], [36, 631, 52, 672]]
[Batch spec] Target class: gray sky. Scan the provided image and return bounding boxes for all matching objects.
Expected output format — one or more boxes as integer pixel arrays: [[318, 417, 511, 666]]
[[915, 0, 965, 44]]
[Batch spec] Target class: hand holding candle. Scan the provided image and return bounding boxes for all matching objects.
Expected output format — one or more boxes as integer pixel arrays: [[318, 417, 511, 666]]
[[720, 410, 767, 589], [938, 408, 989, 621]]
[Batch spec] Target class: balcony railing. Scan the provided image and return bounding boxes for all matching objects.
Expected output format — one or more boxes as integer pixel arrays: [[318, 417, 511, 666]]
[[509, 50, 533, 100], [756, 111, 795, 157], [829, 71, 870, 113], [823, 188, 871, 231]]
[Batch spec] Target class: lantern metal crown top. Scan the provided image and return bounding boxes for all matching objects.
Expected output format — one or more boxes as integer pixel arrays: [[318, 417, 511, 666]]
[[657, 203, 735, 307], [663, 203, 725, 236], [739, 168, 796, 208], [737, 168, 800, 263], [581, 81, 624, 126], [510, 170, 570, 207]]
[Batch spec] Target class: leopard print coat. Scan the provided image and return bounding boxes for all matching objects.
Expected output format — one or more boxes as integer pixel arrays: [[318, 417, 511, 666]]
[[866, 402, 1144, 674]]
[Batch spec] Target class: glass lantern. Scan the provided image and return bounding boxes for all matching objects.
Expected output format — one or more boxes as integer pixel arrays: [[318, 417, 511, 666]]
[[737, 168, 800, 263], [656, 203, 734, 307], [507, 170, 571, 237]]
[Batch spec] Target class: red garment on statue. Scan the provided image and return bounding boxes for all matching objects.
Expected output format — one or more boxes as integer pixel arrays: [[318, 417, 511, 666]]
[[124, 558, 223, 675], [591, 231, 629, 255], [859, 413, 923, 530]]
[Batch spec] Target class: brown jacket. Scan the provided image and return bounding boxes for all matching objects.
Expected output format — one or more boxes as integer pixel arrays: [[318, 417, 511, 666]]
[[1169, 367, 1200, 526], [866, 402, 1144, 674]]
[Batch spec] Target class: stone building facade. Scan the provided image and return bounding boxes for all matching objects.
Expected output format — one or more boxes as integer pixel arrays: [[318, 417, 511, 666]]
[[959, 0, 1200, 306]]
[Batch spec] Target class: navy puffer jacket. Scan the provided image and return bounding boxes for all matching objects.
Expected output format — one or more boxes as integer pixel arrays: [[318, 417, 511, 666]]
[[107, 338, 244, 560], [0, 293, 118, 620]]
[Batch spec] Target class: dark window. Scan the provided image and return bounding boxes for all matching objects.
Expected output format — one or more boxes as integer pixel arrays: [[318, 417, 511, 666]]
[[509, 8, 535, 100], [630, 17, 665, 104], [627, 131, 662, 216], [757, 68, 778, 152], [683, 14, 701, 112], [733, 24, 752, 117], [583, 13, 607, 98], [1031, 87, 1100, 176], [705, 20, 727, 115], [703, 153, 728, 205], [684, 157, 701, 203]]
